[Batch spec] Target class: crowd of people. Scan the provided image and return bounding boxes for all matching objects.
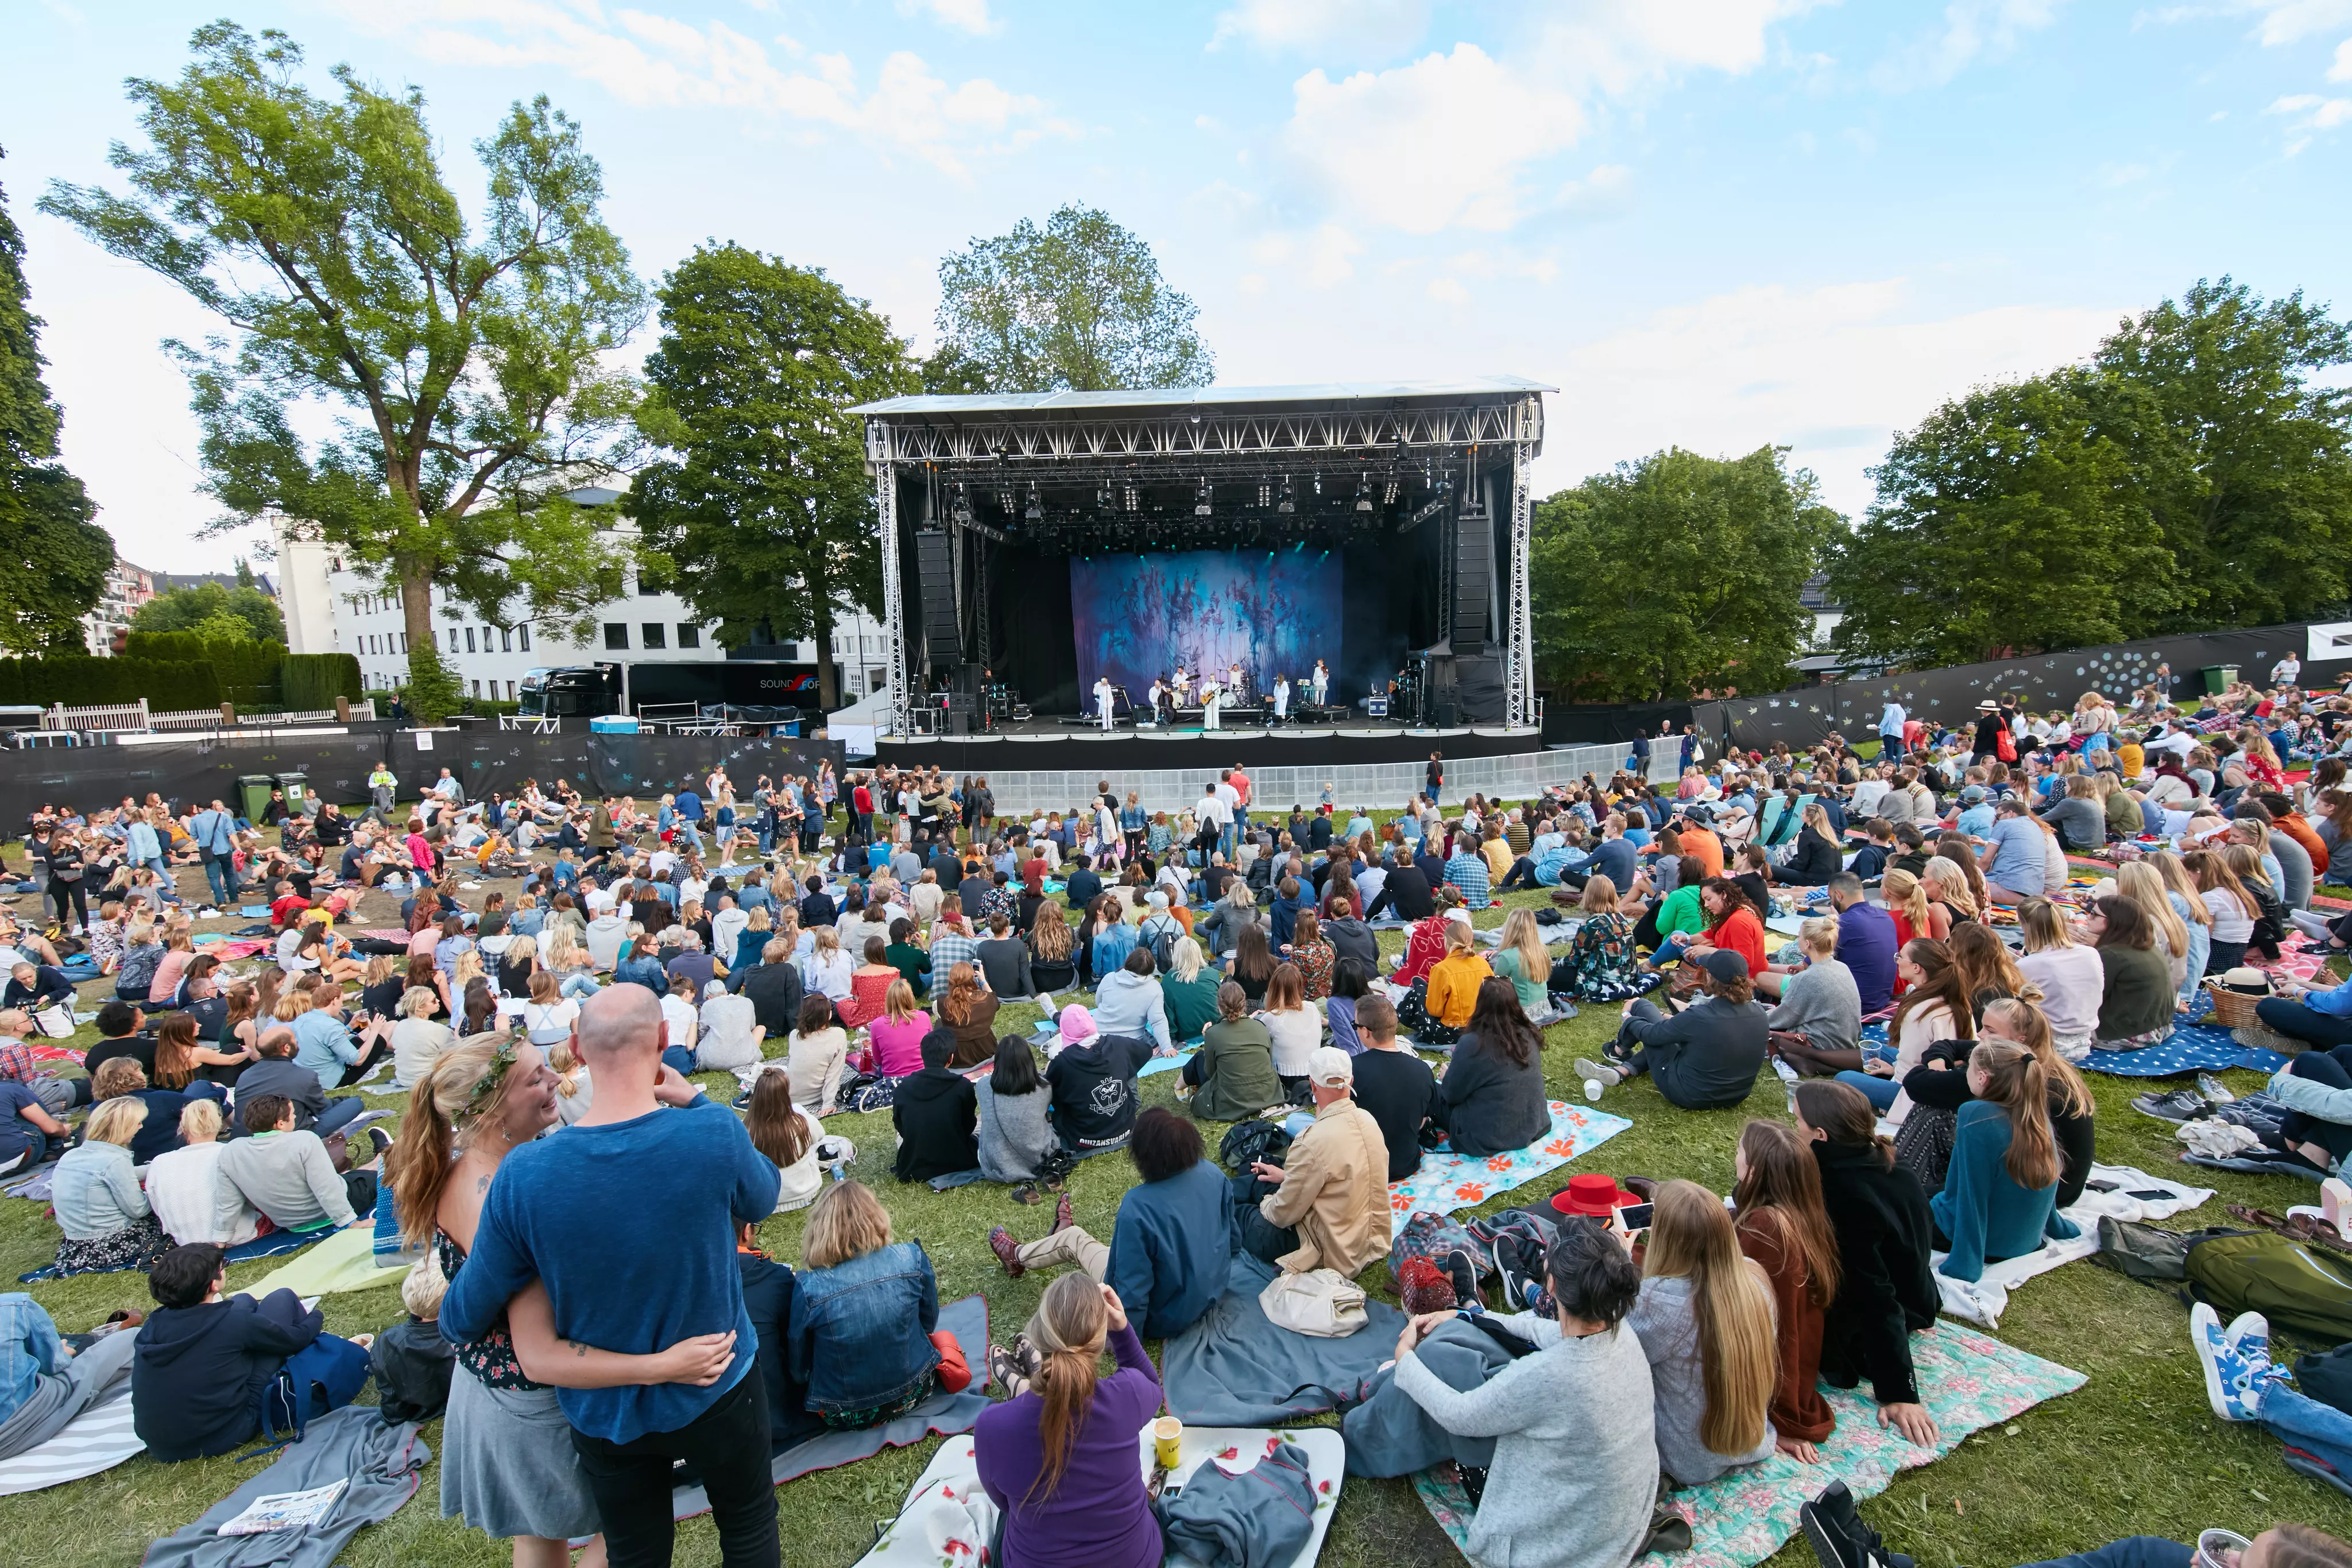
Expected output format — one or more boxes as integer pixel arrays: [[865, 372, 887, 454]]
[[0, 679, 2344, 1568]]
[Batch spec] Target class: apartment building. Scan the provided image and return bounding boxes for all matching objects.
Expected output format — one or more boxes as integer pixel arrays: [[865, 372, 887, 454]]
[[80, 559, 156, 656]]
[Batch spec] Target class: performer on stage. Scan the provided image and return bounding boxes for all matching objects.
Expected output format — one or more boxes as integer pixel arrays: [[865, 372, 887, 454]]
[[1226, 661, 1245, 705], [1200, 677, 1223, 731], [1271, 672, 1291, 726], [1310, 659, 1329, 707], [1173, 665, 1192, 707], [1146, 674, 1167, 725], [1094, 675, 1115, 731]]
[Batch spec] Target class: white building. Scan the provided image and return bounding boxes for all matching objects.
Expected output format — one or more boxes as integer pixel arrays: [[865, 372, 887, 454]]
[[80, 558, 154, 656], [273, 519, 336, 659]]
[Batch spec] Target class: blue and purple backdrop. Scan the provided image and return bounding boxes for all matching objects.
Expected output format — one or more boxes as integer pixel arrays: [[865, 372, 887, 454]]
[[1070, 550, 1340, 700]]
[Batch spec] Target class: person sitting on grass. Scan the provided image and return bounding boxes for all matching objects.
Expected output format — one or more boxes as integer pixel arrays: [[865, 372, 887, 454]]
[[1928, 1039, 2076, 1283], [1386, 1216, 1659, 1568], [130, 1241, 371, 1462], [1233, 1048, 1392, 1278], [1732, 1120, 1838, 1462], [370, 1253, 458, 1427], [892, 1028, 980, 1184], [1181, 981, 1283, 1121], [88, 1055, 198, 1166], [1761, 916, 1862, 1081], [1348, 996, 1438, 1181], [976, 1275, 1162, 1568], [1159, 936, 1223, 1043], [1421, 915, 1494, 1038], [1430, 978, 1550, 1157], [786, 993, 849, 1118], [787, 1180, 969, 1430], [1045, 1006, 1153, 1155], [49, 1097, 169, 1273], [1626, 1179, 1779, 1486], [1577, 950, 1768, 1110], [143, 1098, 260, 1248], [216, 1090, 384, 1237], [987, 1108, 1231, 1341], [976, 1035, 1058, 1193]]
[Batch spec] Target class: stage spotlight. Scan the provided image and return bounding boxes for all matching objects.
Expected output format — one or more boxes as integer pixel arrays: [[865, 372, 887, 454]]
[[1276, 479, 1295, 515], [1312, 471, 1322, 497], [1123, 484, 1139, 512], [1024, 484, 1043, 521], [1258, 479, 1272, 507], [1194, 483, 1212, 517], [1354, 478, 1372, 513], [1383, 480, 1399, 504]]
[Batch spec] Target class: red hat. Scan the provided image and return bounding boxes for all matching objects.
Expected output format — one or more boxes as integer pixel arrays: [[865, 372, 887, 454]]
[[1552, 1172, 1642, 1218]]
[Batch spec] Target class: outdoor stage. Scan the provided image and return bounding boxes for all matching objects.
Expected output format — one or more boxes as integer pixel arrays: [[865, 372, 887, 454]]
[[850, 377, 1550, 749]]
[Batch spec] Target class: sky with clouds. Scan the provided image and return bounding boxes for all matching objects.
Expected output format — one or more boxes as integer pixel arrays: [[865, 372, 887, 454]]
[[11, 0, 2352, 571]]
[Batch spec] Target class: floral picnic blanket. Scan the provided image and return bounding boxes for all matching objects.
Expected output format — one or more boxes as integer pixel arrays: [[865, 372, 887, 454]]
[[1388, 1100, 1631, 1218], [1414, 1322, 2087, 1568]]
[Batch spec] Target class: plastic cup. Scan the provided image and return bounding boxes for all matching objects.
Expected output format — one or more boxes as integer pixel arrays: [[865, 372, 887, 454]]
[[1584, 1079, 1603, 1102], [2197, 1530, 2249, 1568], [1152, 1415, 1183, 1470]]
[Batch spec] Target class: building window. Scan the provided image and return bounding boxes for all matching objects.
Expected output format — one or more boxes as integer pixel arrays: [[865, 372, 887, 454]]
[[641, 623, 667, 649], [464, 626, 477, 652], [519, 624, 531, 651], [604, 622, 628, 650], [506, 680, 517, 700], [500, 626, 513, 652], [481, 626, 494, 653], [677, 624, 700, 649], [399, 632, 407, 653], [470, 679, 481, 697]]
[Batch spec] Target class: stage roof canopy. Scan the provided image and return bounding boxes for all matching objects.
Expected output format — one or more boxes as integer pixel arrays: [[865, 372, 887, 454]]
[[849, 376, 1555, 417]]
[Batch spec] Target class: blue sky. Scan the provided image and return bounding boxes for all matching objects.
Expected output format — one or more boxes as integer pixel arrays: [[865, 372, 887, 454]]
[[11, 0, 2352, 570]]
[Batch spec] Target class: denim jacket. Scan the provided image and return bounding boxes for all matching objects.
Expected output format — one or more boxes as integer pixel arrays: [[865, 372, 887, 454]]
[[784, 1241, 940, 1415]]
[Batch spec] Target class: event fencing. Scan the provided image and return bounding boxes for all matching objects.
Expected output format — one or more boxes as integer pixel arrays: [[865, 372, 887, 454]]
[[958, 740, 1637, 815]]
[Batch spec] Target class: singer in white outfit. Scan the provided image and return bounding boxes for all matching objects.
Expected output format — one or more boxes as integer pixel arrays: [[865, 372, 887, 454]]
[[1271, 674, 1290, 726], [1094, 676, 1116, 731], [1310, 660, 1329, 707], [1200, 679, 1222, 730]]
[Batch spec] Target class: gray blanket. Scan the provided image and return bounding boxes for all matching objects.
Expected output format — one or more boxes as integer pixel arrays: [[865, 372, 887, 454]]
[[1159, 1253, 1406, 1426], [142, 1407, 428, 1568], [1340, 1317, 1519, 1477], [668, 1293, 992, 1520], [1159, 1439, 1319, 1568]]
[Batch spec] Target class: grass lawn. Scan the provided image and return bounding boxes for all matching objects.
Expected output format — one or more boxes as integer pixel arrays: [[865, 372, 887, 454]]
[[3, 831, 2350, 1567]]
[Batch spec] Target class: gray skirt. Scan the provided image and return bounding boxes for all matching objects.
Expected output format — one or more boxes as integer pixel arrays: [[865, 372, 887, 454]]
[[440, 1364, 603, 1542]]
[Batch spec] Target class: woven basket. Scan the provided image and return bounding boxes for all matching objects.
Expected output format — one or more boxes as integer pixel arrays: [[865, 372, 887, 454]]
[[2204, 977, 2270, 1031]]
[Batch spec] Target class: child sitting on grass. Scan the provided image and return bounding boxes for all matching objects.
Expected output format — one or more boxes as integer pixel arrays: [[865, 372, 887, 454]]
[[370, 1252, 457, 1424]]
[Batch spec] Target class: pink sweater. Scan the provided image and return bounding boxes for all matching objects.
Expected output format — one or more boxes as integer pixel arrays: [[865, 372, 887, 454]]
[[868, 1010, 934, 1078]]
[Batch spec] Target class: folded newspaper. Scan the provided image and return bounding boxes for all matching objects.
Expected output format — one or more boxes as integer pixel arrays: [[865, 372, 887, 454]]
[[217, 1478, 347, 1535]]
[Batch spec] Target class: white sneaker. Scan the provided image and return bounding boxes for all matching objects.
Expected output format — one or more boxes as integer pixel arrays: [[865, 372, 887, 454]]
[[2189, 1303, 2260, 1422]]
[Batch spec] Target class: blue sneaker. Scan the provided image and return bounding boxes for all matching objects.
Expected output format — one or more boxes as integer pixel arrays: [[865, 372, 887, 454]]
[[2224, 1311, 2270, 1368], [2191, 1303, 2259, 1422]]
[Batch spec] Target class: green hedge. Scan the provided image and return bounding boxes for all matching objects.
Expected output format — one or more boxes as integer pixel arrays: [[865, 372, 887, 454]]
[[123, 632, 285, 707], [0, 656, 222, 710], [281, 653, 363, 711]]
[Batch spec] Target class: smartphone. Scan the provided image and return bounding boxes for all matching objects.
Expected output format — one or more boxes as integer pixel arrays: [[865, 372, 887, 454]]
[[2083, 1179, 2120, 1194], [1616, 1202, 1654, 1232], [2128, 1189, 2175, 1202]]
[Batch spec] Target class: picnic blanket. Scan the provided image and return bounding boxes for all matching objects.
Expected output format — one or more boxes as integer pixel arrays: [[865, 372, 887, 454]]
[[1414, 1322, 2085, 1568], [18, 1221, 341, 1283], [187, 936, 272, 959], [1386, 1099, 1631, 1219], [670, 1294, 991, 1520], [2078, 1019, 2291, 1079], [1931, 1163, 2212, 1328], [0, 1383, 142, 1497], [1160, 1253, 1407, 1426], [245, 1225, 406, 1299], [142, 1407, 429, 1568], [849, 1426, 1345, 1568]]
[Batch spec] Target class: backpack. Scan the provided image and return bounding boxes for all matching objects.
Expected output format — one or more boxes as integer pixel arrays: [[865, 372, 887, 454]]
[[2185, 1231, 2352, 1344], [1218, 1119, 1293, 1175], [1140, 915, 1183, 971]]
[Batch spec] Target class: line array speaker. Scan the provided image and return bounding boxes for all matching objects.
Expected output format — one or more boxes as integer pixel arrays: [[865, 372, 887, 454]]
[[912, 531, 960, 665], [1452, 507, 1492, 647]]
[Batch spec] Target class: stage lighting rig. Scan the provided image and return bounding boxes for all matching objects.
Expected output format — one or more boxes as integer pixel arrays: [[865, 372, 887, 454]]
[[1194, 483, 1213, 517], [1024, 484, 1043, 521], [1276, 479, 1295, 515], [1354, 477, 1373, 513]]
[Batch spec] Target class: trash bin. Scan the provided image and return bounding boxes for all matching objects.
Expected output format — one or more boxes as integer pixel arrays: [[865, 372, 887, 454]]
[[237, 774, 274, 826], [2200, 664, 2239, 695], [274, 773, 309, 816]]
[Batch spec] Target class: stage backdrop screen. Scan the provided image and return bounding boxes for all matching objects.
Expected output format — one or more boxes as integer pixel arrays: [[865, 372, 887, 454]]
[[1070, 551, 1339, 702]]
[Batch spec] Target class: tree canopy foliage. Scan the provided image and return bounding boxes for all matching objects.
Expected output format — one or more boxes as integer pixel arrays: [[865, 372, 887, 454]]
[[0, 150, 113, 655], [1533, 446, 1837, 703], [40, 22, 645, 719], [130, 580, 285, 643], [1828, 277, 2352, 666], [628, 243, 916, 708], [934, 204, 1212, 392]]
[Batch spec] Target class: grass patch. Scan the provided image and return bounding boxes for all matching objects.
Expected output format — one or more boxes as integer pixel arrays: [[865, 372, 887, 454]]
[[2, 850, 2349, 1567]]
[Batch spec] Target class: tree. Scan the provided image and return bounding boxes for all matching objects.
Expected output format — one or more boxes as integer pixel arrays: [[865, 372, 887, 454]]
[[41, 22, 646, 721], [1532, 446, 1839, 703], [2089, 277, 2352, 630], [626, 244, 918, 709], [934, 204, 1213, 392], [0, 149, 113, 654], [1825, 372, 2177, 667], [129, 580, 285, 642]]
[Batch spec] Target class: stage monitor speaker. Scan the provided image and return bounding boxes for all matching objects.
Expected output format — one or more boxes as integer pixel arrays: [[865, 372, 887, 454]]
[[912, 531, 960, 665], [1452, 509, 1492, 646]]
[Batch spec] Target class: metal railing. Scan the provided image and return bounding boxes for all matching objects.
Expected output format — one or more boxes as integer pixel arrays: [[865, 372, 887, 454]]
[[41, 698, 376, 735]]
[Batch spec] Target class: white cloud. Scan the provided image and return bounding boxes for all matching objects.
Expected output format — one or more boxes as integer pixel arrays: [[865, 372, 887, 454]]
[[2268, 90, 2352, 148], [1272, 6, 1818, 235], [1550, 162, 1635, 222], [2243, 0, 2352, 43], [1209, 0, 1429, 59], [2332, 35, 2352, 74], [1552, 280, 2119, 516], [1282, 44, 1587, 234], [326, 1, 1060, 179], [1869, 0, 2065, 91], [1426, 277, 1469, 305], [896, 0, 1003, 37]]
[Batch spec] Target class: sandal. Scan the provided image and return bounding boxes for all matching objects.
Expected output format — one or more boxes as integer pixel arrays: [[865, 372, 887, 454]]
[[1011, 1183, 1043, 1206]]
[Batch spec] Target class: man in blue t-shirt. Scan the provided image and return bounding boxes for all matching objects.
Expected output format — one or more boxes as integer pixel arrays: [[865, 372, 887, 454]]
[[439, 987, 782, 1566], [1978, 798, 2048, 903], [1823, 874, 1898, 1015]]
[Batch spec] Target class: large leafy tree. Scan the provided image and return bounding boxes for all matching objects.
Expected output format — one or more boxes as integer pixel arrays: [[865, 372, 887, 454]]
[[0, 149, 113, 654], [130, 580, 285, 642], [2090, 277, 2352, 629], [1825, 372, 2176, 667], [41, 22, 646, 719], [1533, 446, 1839, 703], [627, 244, 917, 709], [935, 204, 1213, 391]]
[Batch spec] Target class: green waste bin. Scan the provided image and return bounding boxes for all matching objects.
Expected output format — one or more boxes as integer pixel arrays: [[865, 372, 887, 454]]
[[275, 773, 310, 816], [237, 774, 274, 824], [2200, 664, 2239, 695]]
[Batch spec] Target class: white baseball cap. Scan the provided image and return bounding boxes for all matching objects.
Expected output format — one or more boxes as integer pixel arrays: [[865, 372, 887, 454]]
[[1306, 1047, 1355, 1088]]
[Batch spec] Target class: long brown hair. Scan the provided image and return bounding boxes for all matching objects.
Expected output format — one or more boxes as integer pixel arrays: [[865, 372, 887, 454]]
[[152, 1013, 202, 1090], [2185, 849, 2259, 920], [1982, 996, 2092, 1118], [1028, 901, 1073, 962], [1947, 922, 2029, 1016], [745, 1070, 813, 1169], [940, 962, 984, 1025], [1794, 1079, 1894, 1168], [1467, 975, 1540, 1067], [1024, 1272, 1111, 1500], [1643, 1180, 1778, 1457], [1890, 938, 1973, 1042], [1972, 1037, 2059, 1190], [1732, 1121, 1840, 1304], [388, 1036, 512, 1248]]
